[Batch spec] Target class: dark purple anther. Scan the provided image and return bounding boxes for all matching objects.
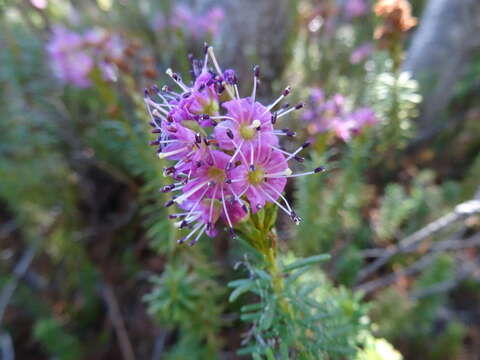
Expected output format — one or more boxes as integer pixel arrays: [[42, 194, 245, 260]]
[[164, 199, 175, 207], [253, 65, 260, 78], [223, 69, 238, 85], [271, 113, 278, 124], [314, 166, 326, 173], [282, 86, 291, 96], [226, 129, 234, 139]]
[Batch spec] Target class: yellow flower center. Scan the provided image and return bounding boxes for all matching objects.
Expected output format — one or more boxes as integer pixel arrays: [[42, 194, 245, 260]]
[[247, 167, 265, 185], [207, 167, 226, 183]]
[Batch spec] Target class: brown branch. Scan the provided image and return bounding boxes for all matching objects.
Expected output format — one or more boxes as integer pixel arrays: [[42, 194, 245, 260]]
[[356, 231, 480, 294], [100, 283, 136, 360], [357, 199, 480, 282], [410, 260, 480, 299]]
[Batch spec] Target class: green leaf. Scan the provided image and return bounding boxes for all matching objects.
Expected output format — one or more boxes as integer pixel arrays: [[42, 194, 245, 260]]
[[282, 254, 331, 272], [259, 301, 275, 331], [229, 281, 255, 302]]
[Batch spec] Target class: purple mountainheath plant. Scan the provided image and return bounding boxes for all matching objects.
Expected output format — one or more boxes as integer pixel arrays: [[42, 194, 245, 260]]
[[144, 46, 325, 248]]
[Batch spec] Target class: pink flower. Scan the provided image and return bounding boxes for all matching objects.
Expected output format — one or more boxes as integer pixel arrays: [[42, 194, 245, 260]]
[[344, 0, 369, 19], [144, 47, 325, 244], [303, 88, 378, 141], [46, 26, 94, 88], [214, 98, 278, 154], [170, 5, 224, 39], [350, 42, 374, 64], [332, 107, 378, 141]]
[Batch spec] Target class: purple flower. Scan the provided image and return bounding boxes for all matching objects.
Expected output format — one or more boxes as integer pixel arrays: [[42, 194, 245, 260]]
[[332, 107, 379, 141], [46, 26, 93, 88], [170, 5, 224, 39], [350, 42, 374, 64], [344, 0, 369, 19], [144, 47, 325, 244], [303, 88, 378, 141]]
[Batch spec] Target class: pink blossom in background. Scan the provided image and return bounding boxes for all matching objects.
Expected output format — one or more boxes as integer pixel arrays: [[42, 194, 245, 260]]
[[350, 42, 374, 64], [46, 26, 93, 88], [198, 7, 225, 37], [344, 0, 369, 19], [332, 108, 378, 141], [46, 26, 128, 87], [170, 5, 195, 33], [30, 0, 47, 9], [303, 88, 378, 141], [170, 5, 225, 38]]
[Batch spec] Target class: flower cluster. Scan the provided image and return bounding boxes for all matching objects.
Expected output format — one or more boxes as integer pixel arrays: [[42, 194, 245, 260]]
[[144, 46, 324, 245], [302, 88, 378, 141], [46, 26, 157, 88], [152, 5, 225, 39]]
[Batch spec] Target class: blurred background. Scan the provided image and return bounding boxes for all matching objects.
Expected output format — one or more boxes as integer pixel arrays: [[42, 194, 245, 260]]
[[1, 0, 480, 359]]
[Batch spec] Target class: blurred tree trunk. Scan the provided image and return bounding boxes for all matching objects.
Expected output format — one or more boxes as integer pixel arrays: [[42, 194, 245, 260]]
[[193, 0, 296, 94], [404, 0, 480, 140]]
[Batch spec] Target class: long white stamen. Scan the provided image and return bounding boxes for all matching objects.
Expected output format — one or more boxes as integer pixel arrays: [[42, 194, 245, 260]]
[[228, 138, 248, 164], [166, 68, 190, 92], [221, 185, 233, 229], [234, 84, 240, 99], [189, 223, 207, 246], [175, 180, 210, 204], [270, 145, 294, 157], [178, 222, 204, 244], [251, 77, 258, 102], [158, 146, 188, 159], [208, 186, 219, 225], [263, 182, 292, 212], [228, 140, 245, 166], [147, 99, 170, 115], [265, 168, 292, 177], [262, 187, 291, 216], [207, 46, 235, 100], [184, 184, 211, 220], [266, 169, 324, 178], [207, 47, 223, 76]]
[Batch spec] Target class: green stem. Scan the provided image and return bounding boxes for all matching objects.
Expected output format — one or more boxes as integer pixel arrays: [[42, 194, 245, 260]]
[[264, 243, 293, 318]]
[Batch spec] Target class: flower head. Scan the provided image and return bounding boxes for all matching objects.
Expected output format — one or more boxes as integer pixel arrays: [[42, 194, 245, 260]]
[[171, 5, 225, 39], [303, 88, 378, 141], [145, 46, 324, 245], [46, 26, 94, 88]]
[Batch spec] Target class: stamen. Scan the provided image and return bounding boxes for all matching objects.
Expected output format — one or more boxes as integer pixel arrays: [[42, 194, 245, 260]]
[[277, 102, 305, 118], [221, 185, 234, 235], [158, 146, 188, 159], [178, 222, 204, 244], [189, 224, 207, 246], [251, 65, 260, 102], [166, 68, 189, 92], [174, 180, 210, 204], [265, 86, 291, 112]]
